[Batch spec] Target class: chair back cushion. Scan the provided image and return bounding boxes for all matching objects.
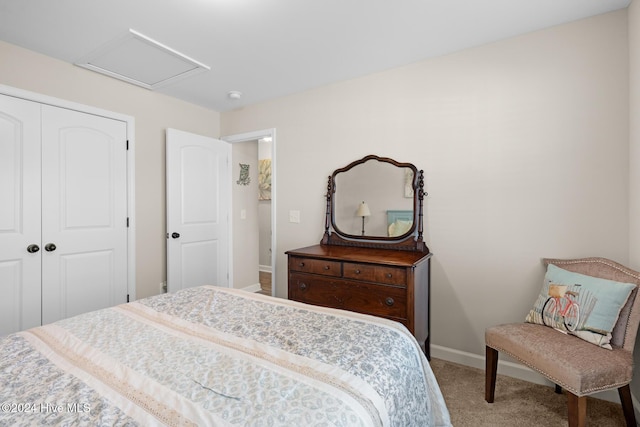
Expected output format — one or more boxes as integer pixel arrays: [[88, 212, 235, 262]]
[[543, 258, 640, 351]]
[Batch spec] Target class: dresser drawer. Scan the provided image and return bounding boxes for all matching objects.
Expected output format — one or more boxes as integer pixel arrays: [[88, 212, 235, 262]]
[[288, 256, 342, 277], [289, 273, 407, 320], [286, 244, 432, 359], [343, 262, 407, 286]]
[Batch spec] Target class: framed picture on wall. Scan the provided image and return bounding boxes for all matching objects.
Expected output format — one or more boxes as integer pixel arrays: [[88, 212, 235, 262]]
[[259, 159, 272, 200], [404, 168, 414, 198]]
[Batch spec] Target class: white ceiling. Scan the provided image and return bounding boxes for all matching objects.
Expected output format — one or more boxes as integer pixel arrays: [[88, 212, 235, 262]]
[[0, 0, 631, 112]]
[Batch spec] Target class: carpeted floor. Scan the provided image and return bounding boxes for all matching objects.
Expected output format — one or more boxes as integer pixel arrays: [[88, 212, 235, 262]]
[[429, 358, 627, 426]]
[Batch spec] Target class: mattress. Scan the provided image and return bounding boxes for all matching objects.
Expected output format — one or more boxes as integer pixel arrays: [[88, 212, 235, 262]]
[[0, 286, 451, 426]]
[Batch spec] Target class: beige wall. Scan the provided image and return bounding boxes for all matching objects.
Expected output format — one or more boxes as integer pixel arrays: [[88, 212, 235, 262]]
[[222, 10, 629, 355], [630, 2, 640, 271], [2, 4, 637, 401], [0, 40, 221, 299], [232, 141, 260, 289], [628, 0, 640, 405]]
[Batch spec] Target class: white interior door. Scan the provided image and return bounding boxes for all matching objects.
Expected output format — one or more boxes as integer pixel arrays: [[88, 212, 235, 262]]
[[41, 105, 129, 324], [0, 95, 42, 335], [166, 128, 230, 293]]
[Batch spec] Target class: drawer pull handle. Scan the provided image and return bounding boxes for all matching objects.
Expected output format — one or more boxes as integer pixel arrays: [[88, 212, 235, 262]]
[[355, 269, 361, 274], [298, 262, 305, 268], [386, 273, 392, 278], [385, 297, 395, 306], [323, 265, 330, 270], [299, 283, 308, 290]]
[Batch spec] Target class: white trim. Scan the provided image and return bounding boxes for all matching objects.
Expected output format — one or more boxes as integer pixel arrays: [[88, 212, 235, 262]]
[[431, 344, 621, 404], [240, 283, 263, 293], [259, 264, 272, 273], [222, 129, 277, 297], [126, 119, 136, 302], [0, 84, 136, 302]]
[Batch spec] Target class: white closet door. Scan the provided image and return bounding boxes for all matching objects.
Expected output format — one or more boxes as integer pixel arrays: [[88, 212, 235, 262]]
[[166, 128, 230, 293], [0, 95, 42, 336], [41, 105, 128, 324]]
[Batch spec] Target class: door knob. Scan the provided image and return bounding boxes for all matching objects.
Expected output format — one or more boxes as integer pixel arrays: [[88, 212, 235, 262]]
[[171, 232, 180, 239], [44, 243, 57, 252], [27, 244, 40, 253]]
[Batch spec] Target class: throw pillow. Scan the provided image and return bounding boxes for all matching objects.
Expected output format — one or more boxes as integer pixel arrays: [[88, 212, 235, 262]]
[[388, 219, 412, 237], [525, 264, 636, 349]]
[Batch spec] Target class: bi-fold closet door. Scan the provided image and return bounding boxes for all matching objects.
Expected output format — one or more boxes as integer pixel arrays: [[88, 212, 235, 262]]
[[0, 94, 128, 336]]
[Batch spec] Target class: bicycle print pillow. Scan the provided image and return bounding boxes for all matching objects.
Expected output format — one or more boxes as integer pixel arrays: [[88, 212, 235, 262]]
[[525, 264, 636, 349]]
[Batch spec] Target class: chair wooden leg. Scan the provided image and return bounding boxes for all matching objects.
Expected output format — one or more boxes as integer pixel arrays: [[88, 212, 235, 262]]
[[485, 346, 498, 403], [618, 384, 637, 427], [567, 392, 586, 427]]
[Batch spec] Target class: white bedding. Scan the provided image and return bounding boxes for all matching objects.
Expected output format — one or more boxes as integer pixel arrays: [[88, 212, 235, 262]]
[[0, 286, 451, 426]]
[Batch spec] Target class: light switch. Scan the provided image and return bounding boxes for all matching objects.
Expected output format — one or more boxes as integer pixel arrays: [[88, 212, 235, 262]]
[[240, 209, 247, 219], [289, 210, 301, 223]]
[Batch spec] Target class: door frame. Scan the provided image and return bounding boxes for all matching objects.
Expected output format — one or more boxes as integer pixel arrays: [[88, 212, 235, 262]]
[[0, 84, 137, 301], [222, 129, 276, 297]]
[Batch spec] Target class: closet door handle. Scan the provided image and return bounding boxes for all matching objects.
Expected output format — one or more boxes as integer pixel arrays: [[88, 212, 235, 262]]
[[44, 243, 57, 252], [171, 232, 180, 239], [27, 244, 40, 253]]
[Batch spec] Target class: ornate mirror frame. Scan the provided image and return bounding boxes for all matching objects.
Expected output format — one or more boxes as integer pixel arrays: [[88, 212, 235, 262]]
[[321, 154, 429, 253]]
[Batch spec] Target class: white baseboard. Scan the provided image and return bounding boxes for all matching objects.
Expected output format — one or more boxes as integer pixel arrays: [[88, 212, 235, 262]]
[[240, 283, 262, 293], [431, 344, 621, 405], [259, 265, 272, 273]]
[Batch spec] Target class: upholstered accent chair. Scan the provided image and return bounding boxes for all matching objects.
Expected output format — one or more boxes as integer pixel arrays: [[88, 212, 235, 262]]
[[485, 258, 640, 427]]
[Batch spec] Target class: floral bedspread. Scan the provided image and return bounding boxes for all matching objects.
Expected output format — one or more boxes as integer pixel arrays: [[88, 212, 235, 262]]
[[0, 286, 451, 426]]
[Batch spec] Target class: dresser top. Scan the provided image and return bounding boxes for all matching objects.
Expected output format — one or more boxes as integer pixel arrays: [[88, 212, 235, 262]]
[[285, 244, 432, 267]]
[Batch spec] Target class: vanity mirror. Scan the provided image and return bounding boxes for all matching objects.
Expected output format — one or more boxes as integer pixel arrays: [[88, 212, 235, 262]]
[[287, 154, 432, 357], [321, 154, 428, 253]]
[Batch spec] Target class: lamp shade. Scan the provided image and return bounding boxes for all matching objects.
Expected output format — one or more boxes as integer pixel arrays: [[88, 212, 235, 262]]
[[356, 201, 371, 217]]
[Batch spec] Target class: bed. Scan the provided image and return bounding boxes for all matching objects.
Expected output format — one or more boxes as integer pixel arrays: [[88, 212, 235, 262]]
[[0, 286, 451, 426]]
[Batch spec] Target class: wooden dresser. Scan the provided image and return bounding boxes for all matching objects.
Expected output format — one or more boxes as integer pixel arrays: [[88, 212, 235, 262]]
[[286, 244, 432, 358]]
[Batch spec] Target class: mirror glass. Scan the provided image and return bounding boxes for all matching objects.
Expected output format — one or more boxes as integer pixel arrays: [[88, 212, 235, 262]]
[[333, 158, 415, 238]]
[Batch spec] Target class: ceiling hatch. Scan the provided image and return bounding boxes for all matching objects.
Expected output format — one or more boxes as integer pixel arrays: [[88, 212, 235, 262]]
[[75, 29, 210, 90]]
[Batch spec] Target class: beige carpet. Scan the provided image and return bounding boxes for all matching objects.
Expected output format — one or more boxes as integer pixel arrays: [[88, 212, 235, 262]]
[[430, 358, 627, 426]]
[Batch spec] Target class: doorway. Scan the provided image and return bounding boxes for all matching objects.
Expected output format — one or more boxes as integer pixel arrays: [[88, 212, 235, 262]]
[[223, 129, 276, 297]]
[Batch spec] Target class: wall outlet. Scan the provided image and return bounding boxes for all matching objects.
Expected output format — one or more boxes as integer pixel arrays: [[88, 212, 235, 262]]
[[289, 210, 301, 223]]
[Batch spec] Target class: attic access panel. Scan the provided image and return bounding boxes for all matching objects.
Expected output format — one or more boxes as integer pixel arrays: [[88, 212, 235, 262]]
[[75, 29, 210, 90]]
